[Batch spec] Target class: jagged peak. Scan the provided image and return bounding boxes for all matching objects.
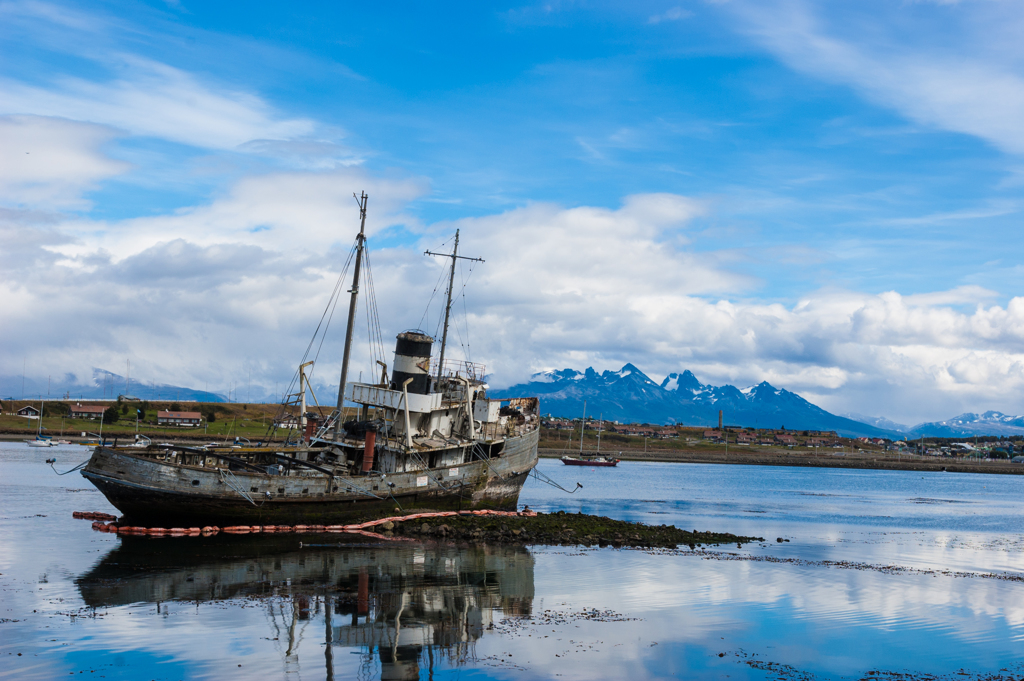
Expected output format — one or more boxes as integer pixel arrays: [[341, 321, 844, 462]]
[[529, 368, 584, 383], [741, 381, 779, 398], [605, 363, 656, 384], [661, 369, 704, 393]]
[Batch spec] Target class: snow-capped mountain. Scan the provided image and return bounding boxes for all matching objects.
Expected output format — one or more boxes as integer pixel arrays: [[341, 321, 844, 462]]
[[907, 411, 1024, 437], [491, 364, 898, 438]]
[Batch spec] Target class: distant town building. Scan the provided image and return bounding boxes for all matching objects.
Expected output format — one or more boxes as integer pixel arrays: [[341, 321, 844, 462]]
[[157, 410, 202, 427], [615, 426, 657, 437], [275, 414, 299, 429], [70, 404, 106, 419], [16, 405, 40, 419]]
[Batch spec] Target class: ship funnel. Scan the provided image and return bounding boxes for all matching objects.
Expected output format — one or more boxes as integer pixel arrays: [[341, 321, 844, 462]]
[[392, 331, 434, 395]]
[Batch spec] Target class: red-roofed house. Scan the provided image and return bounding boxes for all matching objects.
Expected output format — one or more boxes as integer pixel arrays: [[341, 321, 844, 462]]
[[70, 404, 106, 419], [157, 410, 202, 427]]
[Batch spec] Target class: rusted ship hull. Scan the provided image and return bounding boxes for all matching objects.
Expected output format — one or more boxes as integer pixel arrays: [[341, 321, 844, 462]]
[[81, 428, 539, 526]]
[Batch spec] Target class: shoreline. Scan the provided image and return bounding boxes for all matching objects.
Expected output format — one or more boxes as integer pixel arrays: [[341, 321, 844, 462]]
[[540, 447, 1024, 475], [4, 434, 1019, 476]]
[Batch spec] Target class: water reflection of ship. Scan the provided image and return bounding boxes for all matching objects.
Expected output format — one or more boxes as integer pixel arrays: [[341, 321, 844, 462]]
[[76, 537, 534, 680]]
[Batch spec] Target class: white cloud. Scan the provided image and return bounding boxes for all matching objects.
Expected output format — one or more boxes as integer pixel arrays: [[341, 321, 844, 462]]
[[648, 7, 692, 24], [5, 178, 1024, 424], [0, 56, 317, 151], [726, 0, 1024, 155], [0, 115, 130, 209], [47, 168, 429, 262], [399, 197, 1024, 424]]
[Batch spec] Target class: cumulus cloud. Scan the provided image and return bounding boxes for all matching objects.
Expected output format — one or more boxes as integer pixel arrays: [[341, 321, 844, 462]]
[[4, 174, 1024, 424], [382, 197, 1024, 425]]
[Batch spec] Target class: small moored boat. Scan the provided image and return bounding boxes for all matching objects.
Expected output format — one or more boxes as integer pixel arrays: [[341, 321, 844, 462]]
[[560, 455, 618, 467]]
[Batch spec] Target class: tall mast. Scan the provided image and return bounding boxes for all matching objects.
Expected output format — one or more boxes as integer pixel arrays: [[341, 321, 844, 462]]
[[425, 229, 484, 383], [437, 230, 458, 382], [579, 400, 586, 455], [333, 191, 368, 441]]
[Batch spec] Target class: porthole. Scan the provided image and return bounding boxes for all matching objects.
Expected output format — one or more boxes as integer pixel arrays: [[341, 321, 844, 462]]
[[191, 480, 200, 486]]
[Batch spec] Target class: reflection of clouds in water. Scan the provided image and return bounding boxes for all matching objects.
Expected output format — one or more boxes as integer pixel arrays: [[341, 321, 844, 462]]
[[814, 529, 1024, 575], [560, 547, 1024, 646], [524, 460, 1024, 576], [6, 451, 1024, 679]]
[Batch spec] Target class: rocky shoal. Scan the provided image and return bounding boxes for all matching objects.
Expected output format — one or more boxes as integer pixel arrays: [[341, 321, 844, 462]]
[[388, 510, 763, 548]]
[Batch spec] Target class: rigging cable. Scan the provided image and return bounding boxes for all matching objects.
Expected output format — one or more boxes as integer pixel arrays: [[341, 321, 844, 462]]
[[262, 239, 357, 440], [530, 467, 583, 494], [362, 246, 387, 384], [49, 460, 89, 476], [417, 234, 456, 333]]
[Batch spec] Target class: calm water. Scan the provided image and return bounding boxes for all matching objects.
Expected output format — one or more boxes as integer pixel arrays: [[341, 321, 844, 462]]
[[2, 444, 1024, 680]]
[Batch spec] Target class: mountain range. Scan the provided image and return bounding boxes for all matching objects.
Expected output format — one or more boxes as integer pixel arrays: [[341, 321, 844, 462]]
[[490, 364, 898, 438], [846, 411, 1024, 438], [8, 364, 1023, 438], [491, 365, 1024, 439], [0, 369, 225, 403]]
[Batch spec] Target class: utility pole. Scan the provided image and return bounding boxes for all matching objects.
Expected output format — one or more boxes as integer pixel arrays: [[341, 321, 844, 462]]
[[425, 230, 484, 382], [334, 192, 369, 442]]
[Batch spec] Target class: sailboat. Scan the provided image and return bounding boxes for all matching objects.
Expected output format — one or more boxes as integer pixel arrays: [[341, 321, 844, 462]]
[[560, 403, 619, 467], [79, 193, 541, 526], [25, 401, 54, 447]]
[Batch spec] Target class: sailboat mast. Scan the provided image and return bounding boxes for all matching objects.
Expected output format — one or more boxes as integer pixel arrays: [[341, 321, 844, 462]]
[[333, 191, 368, 441], [424, 230, 484, 383], [436, 229, 459, 382], [579, 400, 586, 455]]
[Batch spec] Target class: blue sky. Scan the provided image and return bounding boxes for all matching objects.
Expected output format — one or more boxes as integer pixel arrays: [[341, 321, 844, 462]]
[[3, 0, 1024, 424]]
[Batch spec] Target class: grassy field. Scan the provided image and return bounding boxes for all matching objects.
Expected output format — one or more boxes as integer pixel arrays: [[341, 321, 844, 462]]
[[0, 400, 361, 442]]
